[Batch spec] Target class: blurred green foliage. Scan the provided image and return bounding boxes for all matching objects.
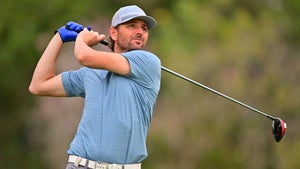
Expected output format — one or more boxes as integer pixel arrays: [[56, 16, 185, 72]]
[[1, 0, 300, 168]]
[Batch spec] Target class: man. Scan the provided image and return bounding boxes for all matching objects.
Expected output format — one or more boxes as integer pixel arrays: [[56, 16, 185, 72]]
[[29, 5, 161, 169]]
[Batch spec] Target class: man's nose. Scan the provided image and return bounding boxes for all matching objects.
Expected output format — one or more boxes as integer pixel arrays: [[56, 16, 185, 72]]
[[135, 27, 144, 34]]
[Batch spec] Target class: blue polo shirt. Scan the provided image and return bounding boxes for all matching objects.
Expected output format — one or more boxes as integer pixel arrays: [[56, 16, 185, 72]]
[[61, 50, 161, 164]]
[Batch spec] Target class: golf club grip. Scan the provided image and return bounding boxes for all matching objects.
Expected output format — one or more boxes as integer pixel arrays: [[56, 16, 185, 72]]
[[100, 40, 110, 46]]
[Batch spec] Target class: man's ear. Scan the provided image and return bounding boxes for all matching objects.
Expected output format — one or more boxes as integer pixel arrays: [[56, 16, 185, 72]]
[[109, 27, 117, 41]]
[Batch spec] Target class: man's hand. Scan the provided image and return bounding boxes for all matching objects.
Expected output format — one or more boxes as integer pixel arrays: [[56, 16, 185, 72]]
[[56, 21, 84, 43], [76, 28, 106, 46]]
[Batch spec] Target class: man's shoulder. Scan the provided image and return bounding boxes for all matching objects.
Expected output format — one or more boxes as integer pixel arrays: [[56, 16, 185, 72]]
[[122, 50, 160, 63], [123, 50, 156, 57]]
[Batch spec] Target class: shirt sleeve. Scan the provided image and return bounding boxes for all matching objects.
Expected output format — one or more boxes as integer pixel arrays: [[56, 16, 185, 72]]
[[61, 67, 87, 97], [122, 50, 161, 89]]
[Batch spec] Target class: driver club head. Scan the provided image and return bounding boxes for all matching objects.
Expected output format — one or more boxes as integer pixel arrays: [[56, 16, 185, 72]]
[[272, 118, 287, 142]]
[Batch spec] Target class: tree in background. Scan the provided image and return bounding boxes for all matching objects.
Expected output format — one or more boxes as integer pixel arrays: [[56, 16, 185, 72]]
[[1, 0, 300, 168]]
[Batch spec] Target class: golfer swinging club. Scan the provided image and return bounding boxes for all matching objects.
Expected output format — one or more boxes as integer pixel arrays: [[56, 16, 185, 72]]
[[29, 5, 161, 169]]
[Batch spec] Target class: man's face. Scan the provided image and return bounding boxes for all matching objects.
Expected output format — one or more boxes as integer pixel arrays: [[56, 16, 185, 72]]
[[111, 19, 149, 52]]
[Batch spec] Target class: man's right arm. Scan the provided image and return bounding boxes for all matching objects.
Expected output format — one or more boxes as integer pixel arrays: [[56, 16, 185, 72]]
[[29, 33, 67, 97]]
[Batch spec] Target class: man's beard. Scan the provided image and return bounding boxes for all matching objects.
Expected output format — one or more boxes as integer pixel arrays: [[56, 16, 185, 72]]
[[117, 35, 147, 52]]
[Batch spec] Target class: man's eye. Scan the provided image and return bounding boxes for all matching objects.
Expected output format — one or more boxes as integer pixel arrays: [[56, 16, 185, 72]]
[[142, 27, 148, 32], [128, 24, 135, 28]]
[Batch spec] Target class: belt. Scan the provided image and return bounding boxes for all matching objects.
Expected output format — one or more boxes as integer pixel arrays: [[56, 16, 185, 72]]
[[68, 155, 141, 169]]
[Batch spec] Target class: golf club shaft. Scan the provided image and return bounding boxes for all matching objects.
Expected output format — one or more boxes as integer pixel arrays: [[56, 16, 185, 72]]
[[161, 66, 276, 121], [98, 40, 276, 121]]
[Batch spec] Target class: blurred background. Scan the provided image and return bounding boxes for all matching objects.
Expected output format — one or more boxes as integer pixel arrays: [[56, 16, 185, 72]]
[[1, 0, 300, 168]]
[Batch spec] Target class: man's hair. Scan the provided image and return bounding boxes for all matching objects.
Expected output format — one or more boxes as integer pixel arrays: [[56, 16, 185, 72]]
[[108, 36, 115, 52]]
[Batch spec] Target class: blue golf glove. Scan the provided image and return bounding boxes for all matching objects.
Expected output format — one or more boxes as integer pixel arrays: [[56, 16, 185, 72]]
[[56, 21, 84, 42]]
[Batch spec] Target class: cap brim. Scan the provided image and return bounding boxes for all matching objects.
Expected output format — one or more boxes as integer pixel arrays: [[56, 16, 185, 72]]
[[135, 15, 157, 29], [114, 15, 157, 30]]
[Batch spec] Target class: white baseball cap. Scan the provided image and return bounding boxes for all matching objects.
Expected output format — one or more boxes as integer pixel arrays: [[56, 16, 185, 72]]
[[111, 5, 157, 29]]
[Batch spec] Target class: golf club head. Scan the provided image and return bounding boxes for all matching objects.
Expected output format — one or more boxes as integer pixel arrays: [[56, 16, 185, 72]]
[[272, 118, 287, 142]]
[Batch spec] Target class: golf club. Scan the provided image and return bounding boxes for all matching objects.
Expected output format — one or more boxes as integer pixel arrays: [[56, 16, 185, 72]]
[[98, 40, 287, 142], [161, 66, 287, 142]]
